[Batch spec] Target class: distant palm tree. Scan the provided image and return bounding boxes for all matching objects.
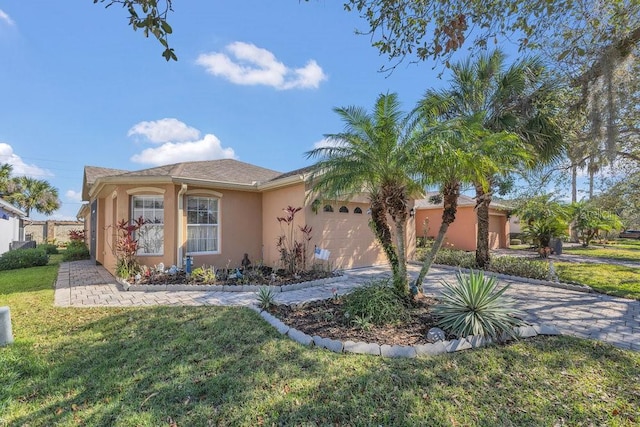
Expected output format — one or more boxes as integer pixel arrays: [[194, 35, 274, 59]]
[[306, 93, 421, 293], [0, 163, 14, 196], [7, 176, 60, 217], [421, 50, 564, 267]]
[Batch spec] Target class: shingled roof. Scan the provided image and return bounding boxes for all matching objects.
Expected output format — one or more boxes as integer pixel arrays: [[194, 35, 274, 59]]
[[83, 159, 288, 201], [116, 159, 282, 184], [414, 192, 510, 210], [82, 166, 128, 200]]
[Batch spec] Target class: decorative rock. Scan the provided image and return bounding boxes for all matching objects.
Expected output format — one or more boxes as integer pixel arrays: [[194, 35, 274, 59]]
[[0, 306, 14, 346], [533, 324, 561, 336], [287, 328, 313, 346], [414, 342, 447, 356], [514, 325, 538, 339], [343, 340, 381, 356], [426, 327, 446, 343], [380, 344, 417, 358], [313, 336, 344, 353], [445, 338, 473, 353], [467, 335, 492, 349]]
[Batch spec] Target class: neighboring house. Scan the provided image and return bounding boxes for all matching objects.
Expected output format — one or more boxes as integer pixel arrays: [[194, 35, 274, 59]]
[[509, 215, 522, 235], [0, 198, 27, 255], [414, 193, 510, 251], [77, 160, 415, 275], [25, 220, 84, 244]]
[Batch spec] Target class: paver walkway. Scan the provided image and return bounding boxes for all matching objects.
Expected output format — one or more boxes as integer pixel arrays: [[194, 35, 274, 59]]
[[55, 260, 639, 351]]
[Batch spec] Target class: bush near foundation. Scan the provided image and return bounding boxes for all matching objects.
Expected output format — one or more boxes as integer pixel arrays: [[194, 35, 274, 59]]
[[62, 241, 90, 261], [37, 243, 59, 254]]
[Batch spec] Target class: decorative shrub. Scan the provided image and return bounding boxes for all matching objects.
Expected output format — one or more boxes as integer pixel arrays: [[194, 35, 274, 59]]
[[276, 206, 313, 274], [191, 266, 217, 284], [342, 279, 409, 326], [257, 286, 276, 310], [62, 243, 90, 261], [433, 270, 526, 340], [486, 256, 550, 281], [434, 249, 477, 269], [37, 243, 59, 254], [509, 239, 522, 245], [113, 217, 146, 278], [68, 229, 86, 243], [0, 248, 49, 271]]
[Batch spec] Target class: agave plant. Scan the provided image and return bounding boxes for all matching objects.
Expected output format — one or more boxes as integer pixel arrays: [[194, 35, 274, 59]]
[[256, 286, 276, 310], [433, 270, 525, 340]]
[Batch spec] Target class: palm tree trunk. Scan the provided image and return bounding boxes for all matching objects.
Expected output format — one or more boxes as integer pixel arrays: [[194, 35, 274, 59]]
[[475, 182, 491, 268], [413, 183, 460, 289], [369, 194, 399, 279], [394, 219, 408, 293]]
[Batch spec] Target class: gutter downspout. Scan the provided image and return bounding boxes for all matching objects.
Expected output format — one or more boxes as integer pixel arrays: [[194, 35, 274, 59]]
[[177, 184, 188, 268]]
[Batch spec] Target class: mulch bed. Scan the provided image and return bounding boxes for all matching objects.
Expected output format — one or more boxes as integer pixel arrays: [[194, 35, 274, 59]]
[[269, 295, 448, 346], [132, 267, 337, 287]]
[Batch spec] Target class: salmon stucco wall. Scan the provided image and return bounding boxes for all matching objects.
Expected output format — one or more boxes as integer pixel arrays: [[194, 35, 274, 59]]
[[415, 206, 509, 251], [261, 183, 307, 270], [181, 187, 264, 270], [416, 206, 478, 251]]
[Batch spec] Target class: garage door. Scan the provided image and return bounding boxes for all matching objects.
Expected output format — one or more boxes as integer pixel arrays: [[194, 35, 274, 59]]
[[308, 203, 388, 269]]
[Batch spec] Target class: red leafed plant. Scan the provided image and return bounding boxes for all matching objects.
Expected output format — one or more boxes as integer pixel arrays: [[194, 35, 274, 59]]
[[276, 206, 313, 274], [114, 216, 147, 279], [68, 229, 86, 243]]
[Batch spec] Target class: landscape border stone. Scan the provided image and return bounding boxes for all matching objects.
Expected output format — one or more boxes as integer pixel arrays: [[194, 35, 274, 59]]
[[118, 274, 343, 293], [257, 307, 559, 359]]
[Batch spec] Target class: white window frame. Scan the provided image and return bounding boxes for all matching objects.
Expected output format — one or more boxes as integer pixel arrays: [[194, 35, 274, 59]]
[[131, 195, 164, 256], [186, 196, 220, 255]]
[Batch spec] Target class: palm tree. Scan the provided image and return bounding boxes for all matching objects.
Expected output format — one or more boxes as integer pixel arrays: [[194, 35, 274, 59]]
[[7, 176, 60, 217], [306, 93, 420, 293], [0, 163, 13, 196], [410, 112, 530, 288], [423, 50, 565, 267]]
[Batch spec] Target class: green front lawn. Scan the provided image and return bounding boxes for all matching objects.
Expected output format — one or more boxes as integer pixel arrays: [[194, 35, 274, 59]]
[[563, 245, 640, 262], [1, 259, 639, 426], [555, 262, 640, 300]]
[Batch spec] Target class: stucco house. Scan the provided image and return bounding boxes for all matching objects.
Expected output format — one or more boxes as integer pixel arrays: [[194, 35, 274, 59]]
[[0, 198, 27, 255], [414, 193, 510, 251], [78, 159, 415, 275]]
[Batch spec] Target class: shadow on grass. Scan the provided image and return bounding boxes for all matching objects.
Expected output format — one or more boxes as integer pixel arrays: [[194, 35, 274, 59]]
[[2, 306, 640, 426]]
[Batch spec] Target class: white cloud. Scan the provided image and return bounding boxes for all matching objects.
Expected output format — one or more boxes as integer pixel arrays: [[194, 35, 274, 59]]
[[130, 134, 236, 166], [313, 138, 346, 149], [0, 143, 53, 177], [65, 190, 82, 202], [196, 42, 327, 90], [0, 9, 15, 26], [128, 118, 201, 144]]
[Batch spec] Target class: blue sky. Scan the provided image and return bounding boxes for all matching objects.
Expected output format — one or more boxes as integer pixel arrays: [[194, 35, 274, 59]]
[[0, 1, 576, 221]]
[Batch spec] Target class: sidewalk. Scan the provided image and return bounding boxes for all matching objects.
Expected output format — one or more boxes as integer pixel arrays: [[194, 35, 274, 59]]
[[54, 260, 639, 351]]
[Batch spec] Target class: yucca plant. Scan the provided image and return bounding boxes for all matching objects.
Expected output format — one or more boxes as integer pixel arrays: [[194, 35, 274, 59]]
[[256, 287, 276, 310], [433, 270, 526, 341]]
